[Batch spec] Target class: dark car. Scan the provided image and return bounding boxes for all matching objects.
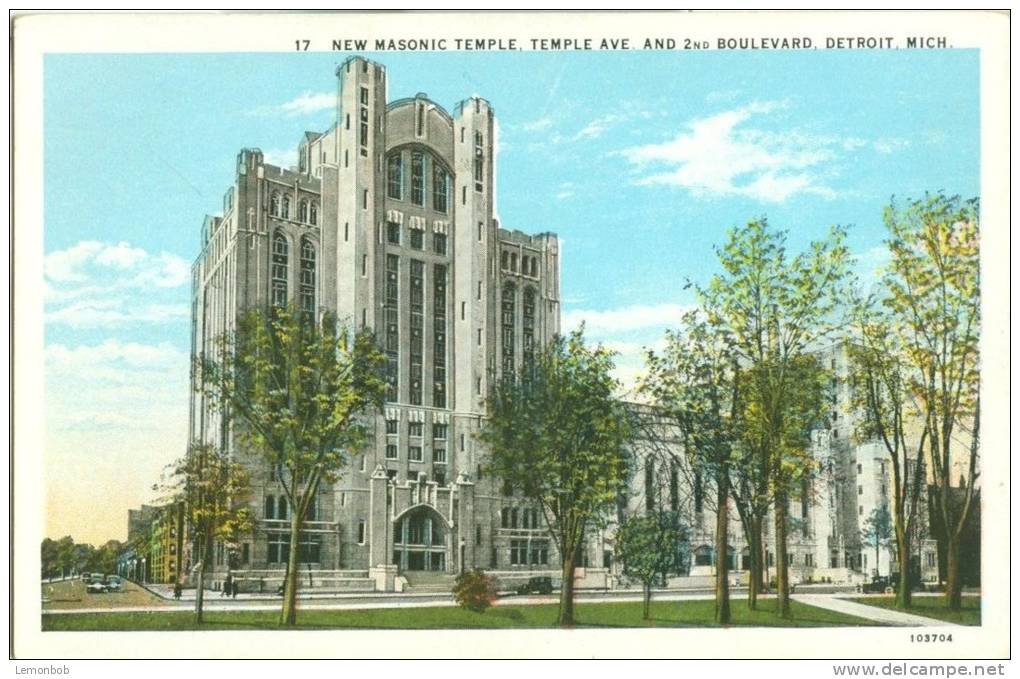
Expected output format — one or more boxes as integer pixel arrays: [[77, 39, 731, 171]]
[[516, 576, 554, 595], [861, 576, 892, 594]]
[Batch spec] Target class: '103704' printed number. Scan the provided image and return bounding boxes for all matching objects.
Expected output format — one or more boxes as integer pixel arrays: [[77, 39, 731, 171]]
[[911, 634, 953, 643]]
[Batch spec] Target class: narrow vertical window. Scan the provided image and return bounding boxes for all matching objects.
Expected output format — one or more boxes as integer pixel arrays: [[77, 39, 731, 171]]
[[270, 192, 281, 217], [433, 165, 448, 213], [387, 154, 403, 200], [385, 254, 399, 402], [271, 232, 288, 307], [309, 202, 318, 225], [473, 130, 484, 191], [299, 199, 309, 223], [433, 232, 447, 255], [281, 195, 291, 219], [502, 284, 516, 377], [410, 152, 425, 206], [433, 264, 447, 407], [522, 287, 536, 377], [409, 259, 424, 405], [299, 238, 316, 314]]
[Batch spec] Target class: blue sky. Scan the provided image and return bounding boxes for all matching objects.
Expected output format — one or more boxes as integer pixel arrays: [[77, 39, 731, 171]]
[[42, 50, 979, 543]]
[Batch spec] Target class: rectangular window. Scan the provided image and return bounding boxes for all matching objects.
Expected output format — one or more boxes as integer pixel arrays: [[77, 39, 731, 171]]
[[387, 154, 403, 199], [410, 152, 425, 206], [362, 189, 368, 210], [434, 232, 447, 255], [461, 301, 466, 320], [409, 422, 423, 437], [410, 228, 424, 250], [360, 86, 369, 105], [433, 447, 446, 464], [385, 419, 398, 435], [385, 444, 398, 459], [360, 122, 369, 149], [473, 130, 484, 191], [387, 221, 400, 244], [409, 446, 423, 462], [361, 254, 367, 276], [357, 520, 366, 544], [433, 423, 448, 440], [433, 165, 448, 213]]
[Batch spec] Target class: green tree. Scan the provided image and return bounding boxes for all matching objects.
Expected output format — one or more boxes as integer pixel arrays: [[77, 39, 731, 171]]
[[848, 295, 928, 608], [860, 504, 893, 579], [159, 443, 253, 623], [86, 540, 123, 576], [479, 328, 632, 626], [702, 219, 851, 618], [615, 511, 685, 619], [642, 310, 740, 623], [452, 569, 499, 613], [198, 304, 386, 626], [883, 193, 980, 611]]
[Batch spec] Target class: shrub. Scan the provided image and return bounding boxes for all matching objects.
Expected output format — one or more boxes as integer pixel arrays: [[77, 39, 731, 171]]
[[453, 569, 498, 613]]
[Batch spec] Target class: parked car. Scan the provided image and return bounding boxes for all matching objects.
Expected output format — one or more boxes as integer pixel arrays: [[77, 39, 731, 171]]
[[860, 576, 891, 594], [104, 575, 123, 592], [516, 576, 554, 596], [80, 572, 91, 582], [86, 576, 108, 593]]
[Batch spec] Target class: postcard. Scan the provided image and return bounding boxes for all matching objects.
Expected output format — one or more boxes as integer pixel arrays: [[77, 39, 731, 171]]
[[11, 10, 1010, 664]]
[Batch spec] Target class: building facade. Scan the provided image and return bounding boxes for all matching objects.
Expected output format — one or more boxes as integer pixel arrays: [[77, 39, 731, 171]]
[[187, 57, 939, 591], [189, 57, 564, 585]]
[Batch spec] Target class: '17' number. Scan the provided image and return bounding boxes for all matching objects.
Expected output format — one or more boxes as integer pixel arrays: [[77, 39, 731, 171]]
[[296, 40, 310, 51]]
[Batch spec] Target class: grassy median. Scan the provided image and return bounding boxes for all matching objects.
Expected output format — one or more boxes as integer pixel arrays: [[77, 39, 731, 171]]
[[43, 598, 878, 631]]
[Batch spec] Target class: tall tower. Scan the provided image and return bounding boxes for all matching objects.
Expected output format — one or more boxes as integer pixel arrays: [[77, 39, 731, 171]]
[[452, 96, 496, 416]]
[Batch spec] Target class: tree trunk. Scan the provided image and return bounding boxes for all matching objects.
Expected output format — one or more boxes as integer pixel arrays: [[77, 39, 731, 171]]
[[558, 552, 577, 626], [747, 514, 762, 610], [714, 468, 731, 624], [774, 490, 791, 618], [896, 538, 912, 609], [643, 582, 651, 620], [280, 511, 302, 626], [195, 528, 214, 624], [945, 534, 962, 611]]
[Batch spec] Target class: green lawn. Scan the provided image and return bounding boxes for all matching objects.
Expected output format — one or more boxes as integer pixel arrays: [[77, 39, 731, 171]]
[[850, 596, 981, 626], [43, 598, 878, 631]]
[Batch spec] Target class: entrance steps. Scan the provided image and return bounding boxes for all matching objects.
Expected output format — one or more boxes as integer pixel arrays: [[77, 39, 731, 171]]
[[402, 571, 457, 593]]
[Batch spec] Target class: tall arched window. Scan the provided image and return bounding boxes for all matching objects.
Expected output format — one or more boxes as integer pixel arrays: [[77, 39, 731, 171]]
[[277, 496, 289, 521], [271, 232, 288, 307], [264, 495, 276, 519], [299, 199, 309, 223], [309, 202, 318, 225], [502, 284, 516, 376], [299, 238, 316, 314], [281, 194, 292, 219], [270, 192, 281, 217], [522, 287, 536, 375]]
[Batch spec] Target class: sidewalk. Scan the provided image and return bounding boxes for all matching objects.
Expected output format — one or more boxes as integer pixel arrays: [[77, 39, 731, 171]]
[[792, 594, 959, 627]]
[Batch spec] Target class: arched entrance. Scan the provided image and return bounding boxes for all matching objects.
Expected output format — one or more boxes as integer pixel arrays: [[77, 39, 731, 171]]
[[392, 505, 449, 572]]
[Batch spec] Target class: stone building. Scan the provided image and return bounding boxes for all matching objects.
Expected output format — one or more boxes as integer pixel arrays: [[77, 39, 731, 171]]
[[618, 342, 941, 587], [189, 56, 564, 588]]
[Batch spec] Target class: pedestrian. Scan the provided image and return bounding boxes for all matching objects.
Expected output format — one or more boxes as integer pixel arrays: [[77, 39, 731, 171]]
[[231, 580, 238, 598], [173, 581, 182, 600], [222, 572, 233, 598]]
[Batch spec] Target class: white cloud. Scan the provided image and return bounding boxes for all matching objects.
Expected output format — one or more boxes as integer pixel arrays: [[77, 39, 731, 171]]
[[44, 240, 191, 328], [523, 116, 554, 132], [618, 100, 903, 203], [249, 91, 334, 118], [261, 147, 298, 170], [562, 303, 691, 335]]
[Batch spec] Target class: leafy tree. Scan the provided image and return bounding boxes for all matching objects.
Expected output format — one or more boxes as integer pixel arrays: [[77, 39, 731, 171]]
[[642, 310, 740, 623], [198, 304, 386, 626], [615, 511, 685, 619], [452, 569, 499, 613], [848, 295, 928, 608], [159, 443, 253, 623], [702, 219, 851, 617], [86, 540, 123, 575], [860, 504, 893, 579], [479, 328, 632, 626], [882, 193, 979, 610]]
